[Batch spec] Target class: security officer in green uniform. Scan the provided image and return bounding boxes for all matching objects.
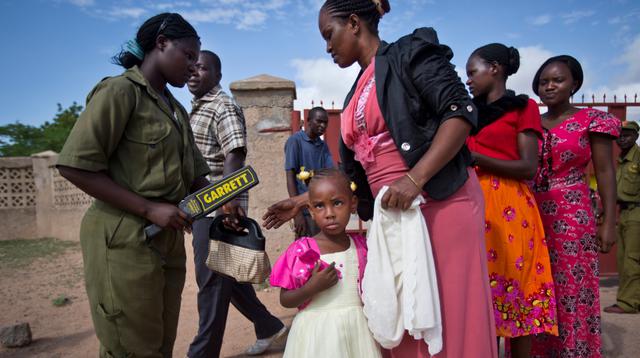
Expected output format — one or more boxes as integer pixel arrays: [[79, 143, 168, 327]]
[[605, 120, 640, 314], [56, 13, 211, 357]]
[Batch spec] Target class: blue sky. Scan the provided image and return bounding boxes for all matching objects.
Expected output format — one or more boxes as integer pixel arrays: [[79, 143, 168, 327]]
[[1, 0, 639, 127]]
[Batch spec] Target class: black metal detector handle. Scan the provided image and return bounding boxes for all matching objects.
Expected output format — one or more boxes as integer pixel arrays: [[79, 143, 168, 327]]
[[144, 224, 165, 239]]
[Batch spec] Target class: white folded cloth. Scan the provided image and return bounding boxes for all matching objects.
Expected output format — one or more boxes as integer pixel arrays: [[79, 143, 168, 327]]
[[362, 186, 442, 355]]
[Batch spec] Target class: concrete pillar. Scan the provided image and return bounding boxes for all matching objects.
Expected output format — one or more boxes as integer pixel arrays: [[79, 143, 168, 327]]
[[230, 74, 296, 256], [32, 151, 91, 241], [31, 151, 58, 239]]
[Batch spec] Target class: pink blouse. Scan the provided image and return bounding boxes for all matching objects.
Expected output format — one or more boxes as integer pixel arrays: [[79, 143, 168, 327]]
[[341, 57, 409, 198], [269, 234, 368, 310]]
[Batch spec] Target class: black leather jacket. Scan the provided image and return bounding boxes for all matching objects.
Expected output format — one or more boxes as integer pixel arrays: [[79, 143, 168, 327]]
[[340, 28, 477, 220]]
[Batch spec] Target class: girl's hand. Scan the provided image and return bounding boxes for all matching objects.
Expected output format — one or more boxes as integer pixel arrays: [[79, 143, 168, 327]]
[[598, 221, 616, 253], [307, 262, 339, 294], [145, 202, 191, 232], [381, 175, 422, 211]]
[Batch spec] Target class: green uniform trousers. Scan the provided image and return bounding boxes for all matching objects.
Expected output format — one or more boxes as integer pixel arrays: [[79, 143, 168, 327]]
[[80, 201, 186, 357], [616, 206, 640, 313]]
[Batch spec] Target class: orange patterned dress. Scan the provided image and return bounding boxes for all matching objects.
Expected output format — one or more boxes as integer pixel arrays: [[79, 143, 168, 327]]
[[467, 98, 558, 338]]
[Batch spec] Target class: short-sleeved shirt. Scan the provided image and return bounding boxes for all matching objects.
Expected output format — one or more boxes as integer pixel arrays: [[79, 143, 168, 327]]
[[57, 66, 210, 205], [190, 85, 248, 211], [617, 144, 640, 203], [466, 99, 542, 160], [284, 130, 334, 195]]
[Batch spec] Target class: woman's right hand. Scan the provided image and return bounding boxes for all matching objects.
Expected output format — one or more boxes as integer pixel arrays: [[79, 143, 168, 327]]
[[307, 262, 339, 294], [262, 195, 306, 229], [145, 202, 191, 231]]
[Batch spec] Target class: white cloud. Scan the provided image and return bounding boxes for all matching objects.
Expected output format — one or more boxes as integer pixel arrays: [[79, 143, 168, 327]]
[[528, 14, 551, 26], [68, 0, 94, 6], [507, 46, 555, 97], [151, 2, 192, 11], [608, 16, 622, 24], [562, 10, 595, 24], [290, 58, 359, 110], [238, 10, 268, 30], [618, 34, 640, 82], [181, 9, 238, 25], [585, 83, 640, 122], [261, 0, 288, 11], [64, 0, 285, 30], [109, 7, 147, 19], [587, 83, 640, 102]]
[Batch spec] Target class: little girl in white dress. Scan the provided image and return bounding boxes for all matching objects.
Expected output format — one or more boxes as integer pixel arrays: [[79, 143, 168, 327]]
[[270, 169, 381, 357]]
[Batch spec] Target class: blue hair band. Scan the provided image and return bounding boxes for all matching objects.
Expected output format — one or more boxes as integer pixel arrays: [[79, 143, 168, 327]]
[[124, 39, 144, 61]]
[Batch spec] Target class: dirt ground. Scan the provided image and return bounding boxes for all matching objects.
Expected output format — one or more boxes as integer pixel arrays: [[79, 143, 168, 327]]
[[1, 237, 639, 358], [0, 236, 295, 358]]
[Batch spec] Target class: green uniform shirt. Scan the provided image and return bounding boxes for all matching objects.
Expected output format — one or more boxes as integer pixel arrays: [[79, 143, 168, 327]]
[[617, 144, 640, 203], [57, 66, 210, 204]]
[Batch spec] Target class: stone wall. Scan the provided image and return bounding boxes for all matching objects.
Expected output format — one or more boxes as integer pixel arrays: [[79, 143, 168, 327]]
[[0, 157, 37, 240], [0, 151, 92, 241]]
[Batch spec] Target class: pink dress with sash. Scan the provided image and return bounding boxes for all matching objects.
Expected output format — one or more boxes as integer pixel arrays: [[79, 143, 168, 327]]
[[269, 234, 368, 310]]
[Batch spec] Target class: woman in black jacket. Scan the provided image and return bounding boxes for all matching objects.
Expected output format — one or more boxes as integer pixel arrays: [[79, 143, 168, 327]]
[[264, 1, 496, 356]]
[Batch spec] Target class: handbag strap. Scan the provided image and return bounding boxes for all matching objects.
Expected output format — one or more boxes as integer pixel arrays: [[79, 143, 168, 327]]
[[210, 215, 266, 251]]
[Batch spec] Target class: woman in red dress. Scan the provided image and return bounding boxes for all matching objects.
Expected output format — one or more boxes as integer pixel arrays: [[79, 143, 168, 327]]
[[465, 43, 558, 358], [530, 55, 620, 357]]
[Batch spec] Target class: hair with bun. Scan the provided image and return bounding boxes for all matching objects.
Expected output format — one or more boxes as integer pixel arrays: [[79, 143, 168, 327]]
[[471, 43, 520, 78], [112, 13, 199, 69], [321, 0, 391, 35]]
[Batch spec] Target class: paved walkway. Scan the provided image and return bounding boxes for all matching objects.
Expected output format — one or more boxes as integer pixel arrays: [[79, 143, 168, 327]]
[[600, 277, 640, 358]]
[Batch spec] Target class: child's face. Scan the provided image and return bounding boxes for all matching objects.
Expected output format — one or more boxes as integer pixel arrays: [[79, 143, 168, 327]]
[[308, 177, 356, 236]]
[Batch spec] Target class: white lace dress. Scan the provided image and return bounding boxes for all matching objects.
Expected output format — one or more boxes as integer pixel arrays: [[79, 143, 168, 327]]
[[283, 240, 382, 358]]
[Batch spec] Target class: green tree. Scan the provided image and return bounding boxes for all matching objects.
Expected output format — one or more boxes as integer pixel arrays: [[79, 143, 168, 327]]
[[0, 103, 82, 157]]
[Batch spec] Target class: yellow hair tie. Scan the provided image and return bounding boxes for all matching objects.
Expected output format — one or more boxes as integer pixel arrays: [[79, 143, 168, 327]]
[[296, 166, 312, 181]]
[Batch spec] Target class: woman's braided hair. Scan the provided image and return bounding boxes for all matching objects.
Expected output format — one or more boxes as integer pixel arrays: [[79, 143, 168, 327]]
[[321, 0, 391, 34], [113, 12, 199, 69]]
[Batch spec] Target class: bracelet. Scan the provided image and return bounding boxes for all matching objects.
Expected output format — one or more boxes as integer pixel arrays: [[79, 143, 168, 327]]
[[405, 173, 421, 189]]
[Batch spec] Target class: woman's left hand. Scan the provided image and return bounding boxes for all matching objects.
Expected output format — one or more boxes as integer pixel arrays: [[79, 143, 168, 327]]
[[381, 175, 422, 210]]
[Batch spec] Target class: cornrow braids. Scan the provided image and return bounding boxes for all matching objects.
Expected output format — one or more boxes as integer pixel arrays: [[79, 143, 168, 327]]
[[321, 0, 391, 35], [113, 12, 200, 69], [308, 168, 353, 195]]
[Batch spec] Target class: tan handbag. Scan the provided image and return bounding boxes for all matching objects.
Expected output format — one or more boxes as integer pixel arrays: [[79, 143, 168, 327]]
[[206, 215, 271, 284]]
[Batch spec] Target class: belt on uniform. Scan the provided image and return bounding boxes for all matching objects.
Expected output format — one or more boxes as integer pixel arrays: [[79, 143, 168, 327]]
[[618, 201, 640, 210]]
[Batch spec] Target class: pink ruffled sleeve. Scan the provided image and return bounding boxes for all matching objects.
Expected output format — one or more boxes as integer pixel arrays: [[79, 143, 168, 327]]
[[269, 241, 302, 290], [585, 108, 621, 138], [269, 237, 332, 291]]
